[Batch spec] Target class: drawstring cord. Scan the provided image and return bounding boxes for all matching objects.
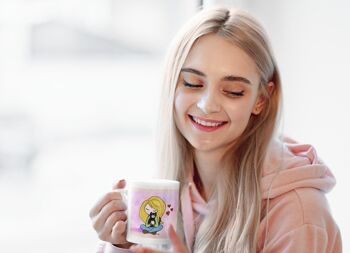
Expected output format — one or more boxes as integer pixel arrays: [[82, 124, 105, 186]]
[[262, 142, 285, 253]]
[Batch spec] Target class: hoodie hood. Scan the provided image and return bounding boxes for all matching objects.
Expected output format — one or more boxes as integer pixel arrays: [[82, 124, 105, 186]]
[[261, 136, 336, 199]]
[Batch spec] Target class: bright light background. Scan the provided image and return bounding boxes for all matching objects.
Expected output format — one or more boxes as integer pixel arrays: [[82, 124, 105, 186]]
[[0, 0, 348, 252]]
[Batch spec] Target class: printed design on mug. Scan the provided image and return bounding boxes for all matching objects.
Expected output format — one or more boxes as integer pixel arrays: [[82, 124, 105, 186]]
[[139, 196, 170, 235]]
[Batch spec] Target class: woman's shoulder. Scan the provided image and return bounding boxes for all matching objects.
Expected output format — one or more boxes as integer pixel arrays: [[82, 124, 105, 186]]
[[258, 188, 341, 252], [261, 133, 338, 232], [258, 135, 342, 251], [265, 187, 336, 229]]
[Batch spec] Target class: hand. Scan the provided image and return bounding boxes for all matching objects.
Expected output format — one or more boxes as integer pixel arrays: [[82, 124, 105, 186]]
[[89, 179, 132, 248], [130, 225, 188, 253]]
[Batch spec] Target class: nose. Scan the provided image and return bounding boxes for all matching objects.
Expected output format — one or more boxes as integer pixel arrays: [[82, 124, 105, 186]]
[[196, 90, 221, 114]]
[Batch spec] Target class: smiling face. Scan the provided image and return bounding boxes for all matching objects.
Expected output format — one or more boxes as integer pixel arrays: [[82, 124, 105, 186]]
[[174, 33, 265, 154], [145, 204, 156, 215]]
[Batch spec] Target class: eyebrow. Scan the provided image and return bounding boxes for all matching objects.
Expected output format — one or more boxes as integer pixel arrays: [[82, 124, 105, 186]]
[[180, 67, 252, 85]]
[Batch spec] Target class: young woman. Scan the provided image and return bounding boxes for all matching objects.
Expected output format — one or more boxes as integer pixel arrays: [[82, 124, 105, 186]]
[[89, 6, 342, 253]]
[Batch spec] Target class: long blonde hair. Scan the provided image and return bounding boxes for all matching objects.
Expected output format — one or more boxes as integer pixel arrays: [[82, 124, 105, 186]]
[[156, 6, 282, 253]]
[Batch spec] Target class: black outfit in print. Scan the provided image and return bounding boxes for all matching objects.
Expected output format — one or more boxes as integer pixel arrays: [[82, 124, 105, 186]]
[[147, 212, 157, 227]]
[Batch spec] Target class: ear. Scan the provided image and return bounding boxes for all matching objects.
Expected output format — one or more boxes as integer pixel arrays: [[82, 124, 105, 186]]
[[252, 82, 275, 115]]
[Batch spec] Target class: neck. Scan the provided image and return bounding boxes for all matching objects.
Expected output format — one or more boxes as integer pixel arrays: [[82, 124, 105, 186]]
[[193, 149, 224, 201]]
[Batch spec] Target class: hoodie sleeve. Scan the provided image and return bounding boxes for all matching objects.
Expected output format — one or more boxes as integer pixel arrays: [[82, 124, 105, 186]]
[[97, 242, 133, 253], [263, 223, 342, 253]]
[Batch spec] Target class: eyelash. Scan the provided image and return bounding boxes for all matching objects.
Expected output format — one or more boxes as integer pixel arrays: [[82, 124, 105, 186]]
[[225, 90, 245, 97], [183, 81, 244, 97], [183, 81, 202, 88]]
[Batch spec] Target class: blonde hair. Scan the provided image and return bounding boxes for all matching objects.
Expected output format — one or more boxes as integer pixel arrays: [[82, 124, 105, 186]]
[[139, 196, 166, 223], [156, 6, 282, 253]]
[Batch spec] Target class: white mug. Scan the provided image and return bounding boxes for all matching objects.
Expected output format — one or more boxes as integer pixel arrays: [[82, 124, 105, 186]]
[[117, 179, 180, 248]]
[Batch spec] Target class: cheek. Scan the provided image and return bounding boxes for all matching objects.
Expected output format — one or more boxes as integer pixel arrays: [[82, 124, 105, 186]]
[[174, 92, 193, 119], [227, 101, 255, 123], [174, 94, 181, 116]]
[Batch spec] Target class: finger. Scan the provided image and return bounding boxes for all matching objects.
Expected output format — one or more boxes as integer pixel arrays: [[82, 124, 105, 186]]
[[112, 179, 126, 190], [111, 220, 128, 244], [89, 190, 124, 219], [169, 225, 188, 252], [97, 211, 127, 242], [92, 199, 127, 232]]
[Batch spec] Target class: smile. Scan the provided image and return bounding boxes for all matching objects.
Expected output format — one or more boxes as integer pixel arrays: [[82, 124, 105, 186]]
[[188, 114, 228, 132]]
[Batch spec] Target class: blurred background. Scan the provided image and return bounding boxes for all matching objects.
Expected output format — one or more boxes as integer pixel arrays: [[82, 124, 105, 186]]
[[0, 0, 349, 252]]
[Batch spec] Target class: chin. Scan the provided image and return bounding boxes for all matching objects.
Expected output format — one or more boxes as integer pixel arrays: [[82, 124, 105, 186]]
[[189, 140, 218, 151]]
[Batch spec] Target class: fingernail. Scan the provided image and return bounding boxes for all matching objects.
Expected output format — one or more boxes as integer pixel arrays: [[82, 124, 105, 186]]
[[116, 179, 126, 186]]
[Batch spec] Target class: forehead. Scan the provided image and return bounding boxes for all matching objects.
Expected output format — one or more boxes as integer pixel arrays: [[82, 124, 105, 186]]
[[183, 34, 259, 84]]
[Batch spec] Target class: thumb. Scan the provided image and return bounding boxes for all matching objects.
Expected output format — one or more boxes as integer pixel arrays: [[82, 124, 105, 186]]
[[168, 225, 188, 253], [112, 179, 126, 190]]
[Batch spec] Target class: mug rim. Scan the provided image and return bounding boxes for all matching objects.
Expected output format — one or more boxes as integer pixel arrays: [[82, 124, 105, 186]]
[[128, 179, 180, 189]]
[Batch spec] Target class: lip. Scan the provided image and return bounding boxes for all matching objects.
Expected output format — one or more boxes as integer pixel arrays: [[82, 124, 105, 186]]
[[188, 114, 228, 132]]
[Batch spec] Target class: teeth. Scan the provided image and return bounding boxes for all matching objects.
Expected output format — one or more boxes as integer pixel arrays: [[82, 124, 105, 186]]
[[192, 116, 224, 127]]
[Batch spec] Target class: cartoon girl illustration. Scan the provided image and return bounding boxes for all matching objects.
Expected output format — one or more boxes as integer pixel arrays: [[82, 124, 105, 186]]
[[139, 196, 166, 234]]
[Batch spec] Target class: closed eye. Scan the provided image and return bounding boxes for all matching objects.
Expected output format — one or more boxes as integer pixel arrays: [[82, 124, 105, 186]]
[[183, 81, 203, 88], [225, 90, 244, 97]]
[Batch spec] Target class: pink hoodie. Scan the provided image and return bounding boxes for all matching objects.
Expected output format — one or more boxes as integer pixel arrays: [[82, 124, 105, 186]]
[[101, 136, 342, 253], [181, 136, 342, 252]]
